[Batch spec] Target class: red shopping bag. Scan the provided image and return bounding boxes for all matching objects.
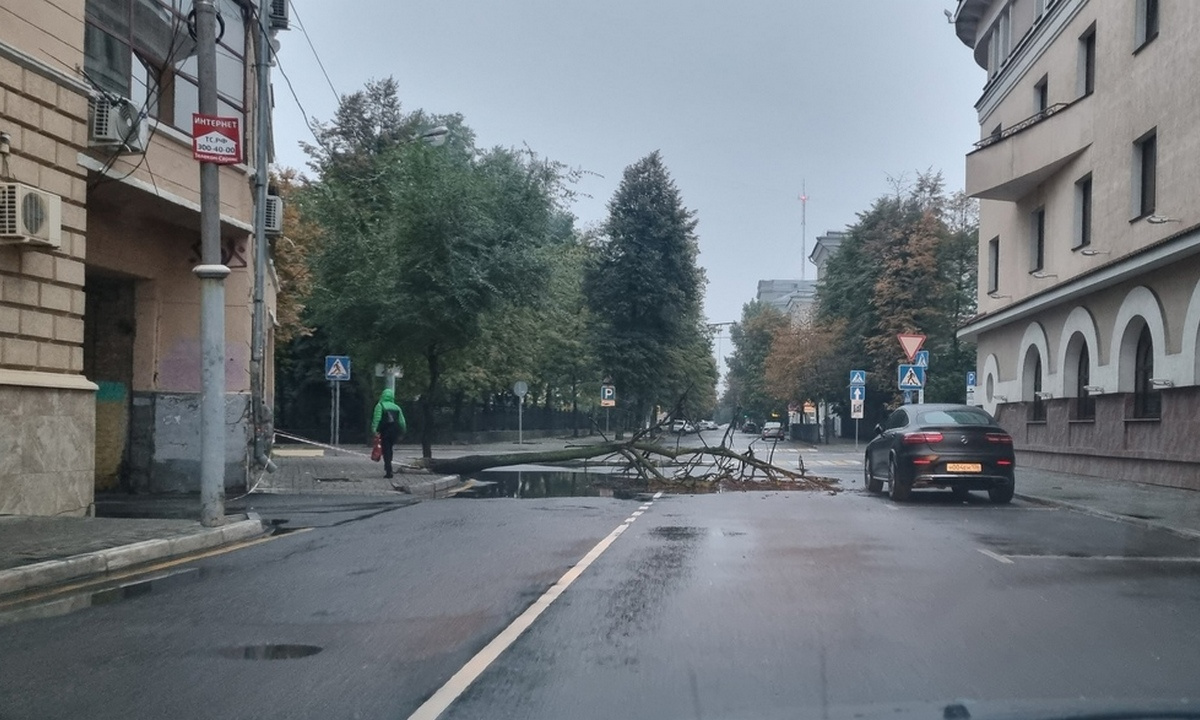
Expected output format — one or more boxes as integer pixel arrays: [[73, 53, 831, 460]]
[[370, 434, 382, 462]]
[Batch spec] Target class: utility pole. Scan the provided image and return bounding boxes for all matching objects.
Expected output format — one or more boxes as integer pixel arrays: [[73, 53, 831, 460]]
[[249, 0, 272, 472], [194, 0, 228, 527]]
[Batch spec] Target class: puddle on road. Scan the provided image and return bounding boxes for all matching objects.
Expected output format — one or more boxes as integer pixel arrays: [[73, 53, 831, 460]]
[[458, 469, 645, 499], [218, 644, 323, 660]]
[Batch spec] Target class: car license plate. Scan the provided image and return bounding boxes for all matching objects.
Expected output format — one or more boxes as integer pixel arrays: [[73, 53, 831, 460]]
[[946, 462, 982, 473]]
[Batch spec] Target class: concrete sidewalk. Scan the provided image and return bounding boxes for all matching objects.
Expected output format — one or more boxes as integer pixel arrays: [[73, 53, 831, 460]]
[[0, 513, 266, 600], [1014, 465, 1200, 539]]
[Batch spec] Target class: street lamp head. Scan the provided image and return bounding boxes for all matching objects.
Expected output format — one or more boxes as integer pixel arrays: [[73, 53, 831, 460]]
[[418, 125, 450, 147], [1147, 214, 1182, 225]]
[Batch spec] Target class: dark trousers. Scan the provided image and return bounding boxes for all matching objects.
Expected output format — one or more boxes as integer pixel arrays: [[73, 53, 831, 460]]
[[380, 430, 398, 477]]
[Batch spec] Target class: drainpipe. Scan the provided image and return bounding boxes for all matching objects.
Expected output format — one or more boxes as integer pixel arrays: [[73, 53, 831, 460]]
[[249, 0, 274, 473]]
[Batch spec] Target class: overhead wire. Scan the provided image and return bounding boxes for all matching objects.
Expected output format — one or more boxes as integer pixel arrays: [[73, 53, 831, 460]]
[[287, 0, 340, 104]]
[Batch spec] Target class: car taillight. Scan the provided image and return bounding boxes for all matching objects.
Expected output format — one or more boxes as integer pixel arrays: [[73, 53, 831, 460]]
[[997, 459, 1013, 467], [912, 457, 934, 465], [986, 433, 1014, 444], [902, 431, 944, 444]]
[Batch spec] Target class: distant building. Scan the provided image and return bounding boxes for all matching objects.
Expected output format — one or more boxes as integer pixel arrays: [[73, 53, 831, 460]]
[[808, 230, 846, 281], [952, 0, 1200, 488], [756, 230, 846, 320], [756, 279, 816, 320]]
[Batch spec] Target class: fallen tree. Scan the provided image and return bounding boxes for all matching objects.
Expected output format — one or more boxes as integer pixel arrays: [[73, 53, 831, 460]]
[[412, 415, 838, 493]]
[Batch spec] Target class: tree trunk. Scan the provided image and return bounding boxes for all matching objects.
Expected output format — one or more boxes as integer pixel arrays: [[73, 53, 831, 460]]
[[570, 374, 579, 438], [421, 346, 439, 459]]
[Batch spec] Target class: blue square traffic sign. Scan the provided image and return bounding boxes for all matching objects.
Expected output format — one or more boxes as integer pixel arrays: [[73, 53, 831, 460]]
[[897, 364, 925, 390], [325, 355, 351, 381]]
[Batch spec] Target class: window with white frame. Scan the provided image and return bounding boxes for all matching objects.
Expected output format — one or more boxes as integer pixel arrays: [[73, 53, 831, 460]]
[[83, 0, 248, 140], [987, 5, 1012, 79], [1034, 75, 1049, 114]]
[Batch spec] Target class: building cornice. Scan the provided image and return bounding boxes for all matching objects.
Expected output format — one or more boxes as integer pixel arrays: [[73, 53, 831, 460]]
[[958, 225, 1200, 340], [77, 153, 255, 233], [0, 39, 92, 97]]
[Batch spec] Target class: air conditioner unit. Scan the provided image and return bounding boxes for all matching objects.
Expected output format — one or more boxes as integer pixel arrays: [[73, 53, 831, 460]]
[[89, 96, 148, 154], [264, 194, 283, 236], [0, 183, 63, 249], [269, 0, 289, 30]]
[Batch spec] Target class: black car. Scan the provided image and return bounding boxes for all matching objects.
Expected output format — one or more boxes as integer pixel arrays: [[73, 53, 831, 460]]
[[864, 403, 1015, 503]]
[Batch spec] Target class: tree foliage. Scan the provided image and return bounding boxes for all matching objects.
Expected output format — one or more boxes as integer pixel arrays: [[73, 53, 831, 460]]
[[722, 301, 789, 423], [584, 151, 716, 424], [813, 172, 978, 421], [299, 78, 569, 457]]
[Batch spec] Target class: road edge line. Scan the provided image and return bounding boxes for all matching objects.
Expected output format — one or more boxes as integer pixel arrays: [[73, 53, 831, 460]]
[[407, 494, 661, 720]]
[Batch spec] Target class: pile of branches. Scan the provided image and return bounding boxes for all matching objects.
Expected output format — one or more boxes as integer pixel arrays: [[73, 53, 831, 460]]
[[415, 398, 839, 494]]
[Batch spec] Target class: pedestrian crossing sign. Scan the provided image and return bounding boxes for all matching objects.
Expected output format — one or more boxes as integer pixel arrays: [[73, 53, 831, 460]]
[[897, 364, 925, 390], [325, 355, 351, 381], [849, 370, 867, 386]]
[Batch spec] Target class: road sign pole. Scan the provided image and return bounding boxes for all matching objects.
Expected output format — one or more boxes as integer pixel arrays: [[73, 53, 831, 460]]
[[855, 419, 859, 450], [606, 408, 610, 434], [518, 395, 524, 445], [334, 381, 341, 448], [329, 381, 335, 445]]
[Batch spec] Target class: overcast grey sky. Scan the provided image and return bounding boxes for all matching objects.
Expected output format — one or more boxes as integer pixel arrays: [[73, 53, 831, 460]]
[[272, 0, 986, 328]]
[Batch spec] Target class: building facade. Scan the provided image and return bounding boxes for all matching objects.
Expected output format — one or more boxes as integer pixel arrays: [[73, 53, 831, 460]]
[[1, 0, 278, 515], [954, 0, 1200, 488]]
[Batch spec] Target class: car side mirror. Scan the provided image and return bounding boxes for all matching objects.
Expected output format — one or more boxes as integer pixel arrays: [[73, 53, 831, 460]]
[[873, 424, 884, 436]]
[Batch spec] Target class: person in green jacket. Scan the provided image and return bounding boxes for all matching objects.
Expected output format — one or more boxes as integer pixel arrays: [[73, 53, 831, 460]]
[[372, 388, 407, 479]]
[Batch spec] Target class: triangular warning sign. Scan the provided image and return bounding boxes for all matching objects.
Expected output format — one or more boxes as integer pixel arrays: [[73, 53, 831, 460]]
[[897, 333, 926, 362], [901, 367, 923, 388], [329, 359, 347, 378]]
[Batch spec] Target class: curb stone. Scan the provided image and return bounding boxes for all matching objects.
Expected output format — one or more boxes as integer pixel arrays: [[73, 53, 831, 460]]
[[0, 516, 268, 600]]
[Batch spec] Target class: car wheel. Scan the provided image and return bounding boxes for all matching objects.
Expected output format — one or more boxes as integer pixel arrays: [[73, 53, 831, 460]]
[[864, 455, 883, 493], [988, 482, 1015, 505], [887, 457, 911, 502]]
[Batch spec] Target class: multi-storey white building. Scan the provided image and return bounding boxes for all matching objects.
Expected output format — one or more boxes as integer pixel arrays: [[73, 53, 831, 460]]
[[953, 0, 1199, 488]]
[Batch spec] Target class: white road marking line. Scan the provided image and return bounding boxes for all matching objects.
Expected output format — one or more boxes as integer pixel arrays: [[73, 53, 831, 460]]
[[629, 510, 644, 518], [407, 497, 660, 720], [1006, 554, 1200, 562], [884, 505, 899, 511], [977, 548, 1014, 564]]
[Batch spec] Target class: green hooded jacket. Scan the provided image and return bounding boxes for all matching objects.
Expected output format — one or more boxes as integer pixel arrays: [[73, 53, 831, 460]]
[[372, 389, 407, 435]]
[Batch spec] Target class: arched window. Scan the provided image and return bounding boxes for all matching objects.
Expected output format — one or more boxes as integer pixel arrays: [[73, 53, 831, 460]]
[[1133, 325, 1161, 418], [1076, 344, 1095, 420], [1031, 356, 1046, 421]]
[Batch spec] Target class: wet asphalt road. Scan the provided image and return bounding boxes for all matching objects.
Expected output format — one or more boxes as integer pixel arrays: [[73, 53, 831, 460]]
[[3, 457, 1200, 719]]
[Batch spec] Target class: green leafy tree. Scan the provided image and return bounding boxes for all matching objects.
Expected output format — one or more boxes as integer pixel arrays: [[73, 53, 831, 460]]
[[816, 172, 979, 419], [301, 80, 567, 457], [721, 301, 789, 424], [584, 151, 716, 427]]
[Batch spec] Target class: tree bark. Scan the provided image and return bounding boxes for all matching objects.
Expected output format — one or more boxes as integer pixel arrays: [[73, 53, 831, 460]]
[[421, 345, 439, 459]]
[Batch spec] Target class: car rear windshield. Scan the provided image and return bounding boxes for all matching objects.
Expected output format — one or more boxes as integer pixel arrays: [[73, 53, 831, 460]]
[[763, 422, 781, 428], [916, 409, 994, 426]]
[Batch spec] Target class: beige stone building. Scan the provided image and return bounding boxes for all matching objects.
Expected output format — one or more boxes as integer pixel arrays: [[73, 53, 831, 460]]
[[1, 0, 279, 515], [953, 0, 1200, 487]]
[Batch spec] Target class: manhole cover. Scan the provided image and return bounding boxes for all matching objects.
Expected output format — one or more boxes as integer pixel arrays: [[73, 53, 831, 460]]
[[218, 644, 323, 660]]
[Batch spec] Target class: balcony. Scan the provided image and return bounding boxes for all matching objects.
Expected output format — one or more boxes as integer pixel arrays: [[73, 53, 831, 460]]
[[966, 95, 1093, 202]]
